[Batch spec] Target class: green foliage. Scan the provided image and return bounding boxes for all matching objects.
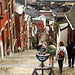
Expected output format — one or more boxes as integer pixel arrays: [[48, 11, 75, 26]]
[[56, 23, 61, 27], [32, 36, 36, 49], [56, 22, 61, 35]]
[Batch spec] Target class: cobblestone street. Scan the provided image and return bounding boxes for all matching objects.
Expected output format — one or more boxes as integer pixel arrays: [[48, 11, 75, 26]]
[[0, 50, 75, 75]]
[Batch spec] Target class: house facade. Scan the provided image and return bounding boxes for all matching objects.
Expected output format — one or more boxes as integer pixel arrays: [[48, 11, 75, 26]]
[[0, 0, 17, 58], [57, 23, 68, 47], [32, 20, 44, 33], [14, 2, 25, 51], [8, 0, 17, 54], [32, 15, 46, 29], [39, 10, 52, 19], [25, 14, 32, 50]]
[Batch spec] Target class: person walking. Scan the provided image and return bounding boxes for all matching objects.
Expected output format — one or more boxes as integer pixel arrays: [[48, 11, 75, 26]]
[[66, 41, 75, 68], [46, 42, 56, 67], [55, 41, 67, 73]]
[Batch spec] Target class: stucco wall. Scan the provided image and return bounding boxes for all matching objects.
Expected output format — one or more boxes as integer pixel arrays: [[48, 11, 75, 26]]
[[60, 28, 68, 46]]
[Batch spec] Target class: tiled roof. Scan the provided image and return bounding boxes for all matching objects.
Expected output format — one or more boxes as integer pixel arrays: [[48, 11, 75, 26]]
[[65, 4, 75, 30], [55, 12, 66, 17], [25, 9, 38, 17], [16, 0, 25, 6], [14, 2, 24, 15]]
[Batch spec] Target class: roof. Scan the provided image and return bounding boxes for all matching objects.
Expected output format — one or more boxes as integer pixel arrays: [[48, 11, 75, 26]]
[[55, 6, 71, 17], [57, 17, 67, 23], [16, 0, 25, 6], [65, 4, 75, 30], [65, 2, 75, 5], [32, 14, 46, 20], [14, 2, 24, 15], [25, 9, 38, 17], [55, 12, 66, 17]]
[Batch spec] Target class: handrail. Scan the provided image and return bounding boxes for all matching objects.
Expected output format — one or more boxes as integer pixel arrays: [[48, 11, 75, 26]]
[[32, 67, 55, 75]]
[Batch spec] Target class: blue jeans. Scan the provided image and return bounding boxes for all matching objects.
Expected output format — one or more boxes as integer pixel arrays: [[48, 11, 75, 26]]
[[58, 60, 64, 71], [68, 57, 74, 66]]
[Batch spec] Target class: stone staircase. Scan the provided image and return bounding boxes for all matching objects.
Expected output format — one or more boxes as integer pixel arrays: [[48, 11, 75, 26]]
[[0, 50, 50, 75], [0, 50, 75, 75], [0, 50, 38, 75]]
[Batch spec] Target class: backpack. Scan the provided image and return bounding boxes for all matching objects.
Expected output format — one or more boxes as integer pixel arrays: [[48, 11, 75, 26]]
[[58, 48, 64, 58]]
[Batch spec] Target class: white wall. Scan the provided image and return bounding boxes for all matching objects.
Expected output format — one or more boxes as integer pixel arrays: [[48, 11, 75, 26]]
[[0, 41, 4, 59], [57, 23, 68, 47], [60, 28, 68, 47], [57, 27, 60, 47]]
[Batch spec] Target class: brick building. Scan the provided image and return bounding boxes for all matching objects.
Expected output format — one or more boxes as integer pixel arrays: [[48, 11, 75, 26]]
[[14, 2, 25, 51], [0, 0, 17, 58], [8, 0, 17, 54], [25, 14, 32, 50]]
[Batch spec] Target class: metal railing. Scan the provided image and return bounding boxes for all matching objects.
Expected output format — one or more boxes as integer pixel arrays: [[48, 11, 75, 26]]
[[32, 46, 55, 75]]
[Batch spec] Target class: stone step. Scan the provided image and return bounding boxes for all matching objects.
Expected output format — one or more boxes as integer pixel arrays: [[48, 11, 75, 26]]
[[0, 59, 40, 64], [0, 64, 39, 67], [0, 66, 52, 75], [0, 67, 34, 74]]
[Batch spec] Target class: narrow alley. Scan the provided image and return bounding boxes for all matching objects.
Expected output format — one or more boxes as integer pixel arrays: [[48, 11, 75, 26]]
[[0, 0, 75, 75], [0, 29, 75, 75]]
